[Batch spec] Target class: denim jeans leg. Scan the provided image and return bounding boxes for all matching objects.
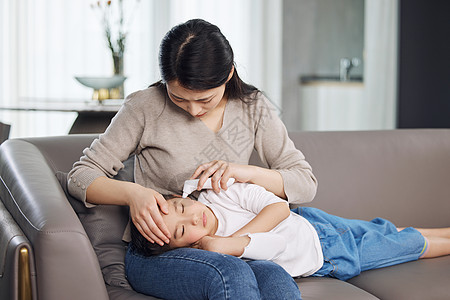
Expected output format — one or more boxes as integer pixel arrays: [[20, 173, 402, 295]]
[[125, 247, 260, 300], [246, 260, 302, 300], [295, 207, 425, 280]]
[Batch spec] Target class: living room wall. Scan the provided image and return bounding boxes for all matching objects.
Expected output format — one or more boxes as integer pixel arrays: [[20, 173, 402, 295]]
[[281, 0, 365, 131]]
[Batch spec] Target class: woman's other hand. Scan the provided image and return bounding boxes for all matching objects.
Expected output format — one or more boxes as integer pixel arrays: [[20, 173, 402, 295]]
[[128, 185, 171, 246], [191, 160, 253, 193], [190, 160, 286, 198]]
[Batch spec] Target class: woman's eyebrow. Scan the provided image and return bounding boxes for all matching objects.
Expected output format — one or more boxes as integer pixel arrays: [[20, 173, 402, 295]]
[[169, 92, 183, 100], [169, 92, 212, 102]]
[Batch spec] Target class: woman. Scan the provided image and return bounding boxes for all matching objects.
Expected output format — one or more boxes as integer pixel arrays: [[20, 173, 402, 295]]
[[68, 19, 317, 299]]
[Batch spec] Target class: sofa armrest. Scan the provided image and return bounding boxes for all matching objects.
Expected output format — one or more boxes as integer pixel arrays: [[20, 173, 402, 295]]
[[0, 139, 108, 300], [0, 200, 36, 300]]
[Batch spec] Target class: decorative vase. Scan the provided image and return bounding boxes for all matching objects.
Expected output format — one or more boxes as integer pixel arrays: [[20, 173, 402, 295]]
[[112, 53, 125, 98], [75, 75, 127, 103]]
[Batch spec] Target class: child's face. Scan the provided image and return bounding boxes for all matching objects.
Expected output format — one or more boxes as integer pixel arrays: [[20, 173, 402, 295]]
[[163, 197, 218, 248]]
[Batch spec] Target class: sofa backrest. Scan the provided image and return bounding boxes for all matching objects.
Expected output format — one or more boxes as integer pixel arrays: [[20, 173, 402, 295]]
[[22, 134, 98, 173], [286, 129, 450, 228]]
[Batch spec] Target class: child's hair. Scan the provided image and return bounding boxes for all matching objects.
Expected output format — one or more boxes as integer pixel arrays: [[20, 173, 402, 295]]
[[130, 221, 172, 256]]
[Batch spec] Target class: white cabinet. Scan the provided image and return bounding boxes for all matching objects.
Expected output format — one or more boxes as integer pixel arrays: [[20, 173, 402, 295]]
[[299, 81, 365, 131]]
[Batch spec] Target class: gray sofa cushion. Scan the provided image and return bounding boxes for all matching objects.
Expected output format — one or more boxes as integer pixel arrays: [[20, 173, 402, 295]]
[[347, 256, 450, 300], [55, 156, 135, 290]]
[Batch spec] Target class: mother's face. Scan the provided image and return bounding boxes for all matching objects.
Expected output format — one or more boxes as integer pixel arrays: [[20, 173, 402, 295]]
[[166, 80, 227, 118]]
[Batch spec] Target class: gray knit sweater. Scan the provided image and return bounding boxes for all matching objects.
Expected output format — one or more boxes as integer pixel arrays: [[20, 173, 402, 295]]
[[68, 87, 317, 205]]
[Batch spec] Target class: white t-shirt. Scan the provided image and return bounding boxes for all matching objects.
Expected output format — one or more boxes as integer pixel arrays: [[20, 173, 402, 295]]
[[198, 183, 323, 277]]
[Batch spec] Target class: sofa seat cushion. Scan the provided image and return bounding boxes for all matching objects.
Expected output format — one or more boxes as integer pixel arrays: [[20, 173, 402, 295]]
[[296, 277, 379, 299], [347, 256, 450, 300]]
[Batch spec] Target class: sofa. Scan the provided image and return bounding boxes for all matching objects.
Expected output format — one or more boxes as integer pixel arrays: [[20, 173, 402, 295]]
[[1, 129, 449, 300]]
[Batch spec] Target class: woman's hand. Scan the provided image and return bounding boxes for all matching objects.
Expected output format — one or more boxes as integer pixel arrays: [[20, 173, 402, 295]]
[[191, 160, 286, 198], [85, 177, 171, 246], [191, 160, 254, 193], [127, 185, 171, 246]]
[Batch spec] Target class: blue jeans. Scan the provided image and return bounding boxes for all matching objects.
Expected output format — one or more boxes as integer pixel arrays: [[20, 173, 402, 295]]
[[292, 207, 426, 281], [125, 246, 301, 300]]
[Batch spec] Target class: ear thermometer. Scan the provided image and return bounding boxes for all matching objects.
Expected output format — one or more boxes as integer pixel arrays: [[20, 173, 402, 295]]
[[182, 178, 235, 198]]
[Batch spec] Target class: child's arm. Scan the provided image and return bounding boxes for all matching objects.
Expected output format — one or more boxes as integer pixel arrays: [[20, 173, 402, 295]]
[[228, 183, 292, 237], [195, 233, 287, 260], [194, 183, 291, 257], [231, 202, 290, 237], [196, 189, 291, 257], [195, 235, 251, 256]]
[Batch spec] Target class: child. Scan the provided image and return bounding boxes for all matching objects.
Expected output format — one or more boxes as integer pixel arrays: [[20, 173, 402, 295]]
[[130, 182, 450, 281]]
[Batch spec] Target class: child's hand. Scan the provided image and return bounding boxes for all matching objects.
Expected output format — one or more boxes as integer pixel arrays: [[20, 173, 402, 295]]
[[194, 235, 222, 252], [194, 235, 250, 257]]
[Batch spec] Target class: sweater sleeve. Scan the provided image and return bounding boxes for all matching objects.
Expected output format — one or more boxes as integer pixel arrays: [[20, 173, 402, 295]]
[[67, 91, 147, 206], [253, 95, 318, 204], [239, 232, 287, 261]]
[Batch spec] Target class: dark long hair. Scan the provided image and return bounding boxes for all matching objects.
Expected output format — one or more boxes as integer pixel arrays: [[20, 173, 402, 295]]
[[152, 19, 259, 101]]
